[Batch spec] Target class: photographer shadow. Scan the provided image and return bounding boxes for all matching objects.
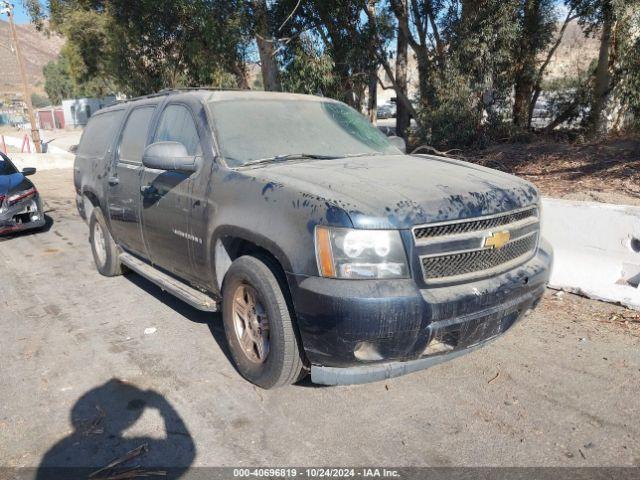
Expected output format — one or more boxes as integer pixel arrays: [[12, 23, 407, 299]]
[[36, 378, 195, 480]]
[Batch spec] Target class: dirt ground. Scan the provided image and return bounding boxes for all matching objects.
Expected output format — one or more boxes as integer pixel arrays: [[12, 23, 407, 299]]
[[0, 168, 639, 471], [463, 136, 640, 206]]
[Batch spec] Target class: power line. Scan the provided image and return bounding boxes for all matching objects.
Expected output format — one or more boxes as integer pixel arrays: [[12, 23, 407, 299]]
[[1, 1, 42, 153]]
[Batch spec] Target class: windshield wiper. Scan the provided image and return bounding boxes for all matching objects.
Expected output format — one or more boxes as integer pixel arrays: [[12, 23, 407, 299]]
[[241, 153, 338, 167], [340, 152, 383, 158]]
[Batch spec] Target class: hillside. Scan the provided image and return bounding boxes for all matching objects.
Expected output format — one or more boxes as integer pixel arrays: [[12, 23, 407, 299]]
[[0, 20, 64, 95], [544, 20, 600, 80]]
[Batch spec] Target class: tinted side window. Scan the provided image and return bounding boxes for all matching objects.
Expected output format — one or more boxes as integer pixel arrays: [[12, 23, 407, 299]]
[[118, 107, 155, 163], [0, 153, 17, 175], [153, 105, 202, 156], [77, 110, 124, 157]]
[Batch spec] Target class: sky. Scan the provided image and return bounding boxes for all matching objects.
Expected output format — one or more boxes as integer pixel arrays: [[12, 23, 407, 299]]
[[2, 2, 32, 24]]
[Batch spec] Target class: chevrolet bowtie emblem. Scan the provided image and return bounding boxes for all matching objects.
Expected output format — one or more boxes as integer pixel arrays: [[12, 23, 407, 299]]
[[484, 230, 511, 250]]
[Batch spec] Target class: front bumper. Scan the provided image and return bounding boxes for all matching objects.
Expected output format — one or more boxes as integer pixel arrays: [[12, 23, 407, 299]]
[[0, 195, 45, 236], [287, 241, 552, 385]]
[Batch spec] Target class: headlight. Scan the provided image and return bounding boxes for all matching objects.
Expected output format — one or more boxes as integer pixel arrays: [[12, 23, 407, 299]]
[[315, 226, 409, 279]]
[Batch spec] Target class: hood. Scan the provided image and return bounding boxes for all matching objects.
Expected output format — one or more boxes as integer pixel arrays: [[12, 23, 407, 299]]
[[0, 172, 31, 197], [250, 154, 539, 229]]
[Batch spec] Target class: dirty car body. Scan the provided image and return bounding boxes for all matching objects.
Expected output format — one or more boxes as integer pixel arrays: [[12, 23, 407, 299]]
[[74, 90, 552, 387], [0, 152, 45, 236]]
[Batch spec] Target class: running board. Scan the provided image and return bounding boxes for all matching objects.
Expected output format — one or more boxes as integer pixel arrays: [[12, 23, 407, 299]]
[[119, 253, 219, 312]]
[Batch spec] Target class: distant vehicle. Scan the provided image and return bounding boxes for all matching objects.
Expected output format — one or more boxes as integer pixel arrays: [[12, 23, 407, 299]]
[[376, 103, 395, 119], [74, 89, 551, 389], [0, 152, 45, 235]]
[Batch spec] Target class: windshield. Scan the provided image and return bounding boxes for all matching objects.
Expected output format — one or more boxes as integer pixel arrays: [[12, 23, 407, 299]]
[[209, 99, 401, 167], [0, 154, 17, 175]]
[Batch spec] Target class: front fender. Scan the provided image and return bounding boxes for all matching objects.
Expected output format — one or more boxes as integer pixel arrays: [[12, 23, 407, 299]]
[[211, 224, 295, 279]]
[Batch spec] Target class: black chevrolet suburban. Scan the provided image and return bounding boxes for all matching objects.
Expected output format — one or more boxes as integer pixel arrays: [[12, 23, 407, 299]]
[[74, 89, 552, 388]]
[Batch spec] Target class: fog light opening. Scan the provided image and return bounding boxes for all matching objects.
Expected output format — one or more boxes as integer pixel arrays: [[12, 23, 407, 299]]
[[630, 237, 640, 254], [423, 338, 455, 356], [353, 342, 384, 361]]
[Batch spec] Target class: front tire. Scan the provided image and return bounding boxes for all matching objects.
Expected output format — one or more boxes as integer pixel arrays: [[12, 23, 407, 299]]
[[222, 255, 305, 389], [89, 208, 123, 277]]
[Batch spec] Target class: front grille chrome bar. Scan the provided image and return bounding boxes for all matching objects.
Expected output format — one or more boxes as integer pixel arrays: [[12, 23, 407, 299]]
[[413, 206, 540, 284], [412, 205, 539, 244]]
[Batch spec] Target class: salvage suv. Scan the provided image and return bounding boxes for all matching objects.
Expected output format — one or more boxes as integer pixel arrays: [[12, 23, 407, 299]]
[[74, 90, 552, 388]]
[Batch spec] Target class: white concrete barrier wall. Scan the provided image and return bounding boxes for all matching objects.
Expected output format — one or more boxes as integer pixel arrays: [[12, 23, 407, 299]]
[[541, 197, 640, 310], [9, 152, 74, 171]]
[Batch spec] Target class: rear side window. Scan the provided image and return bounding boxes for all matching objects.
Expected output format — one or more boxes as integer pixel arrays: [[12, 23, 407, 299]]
[[153, 104, 202, 156], [77, 110, 124, 157], [118, 107, 156, 163]]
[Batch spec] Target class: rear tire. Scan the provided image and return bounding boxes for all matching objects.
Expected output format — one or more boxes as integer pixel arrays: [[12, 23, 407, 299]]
[[89, 208, 123, 277], [222, 255, 305, 389]]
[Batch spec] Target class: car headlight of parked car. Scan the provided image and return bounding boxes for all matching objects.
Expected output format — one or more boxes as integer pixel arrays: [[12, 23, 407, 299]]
[[315, 226, 409, 279]]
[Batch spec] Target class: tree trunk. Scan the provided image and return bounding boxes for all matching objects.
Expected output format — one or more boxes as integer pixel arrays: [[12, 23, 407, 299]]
[[234, 63, 250, 90], [513, 0, 540, 129], [528, 8, 576, 127], [368, 68, 378, 123], [588, 6, 613, 136], [253, 0, 281, 92], [395, 2, 410, 140], [364, 2, 424, 132]]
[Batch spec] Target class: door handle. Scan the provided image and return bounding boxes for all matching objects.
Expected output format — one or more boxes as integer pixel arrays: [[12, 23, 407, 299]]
[[108, 176, 119, 186]]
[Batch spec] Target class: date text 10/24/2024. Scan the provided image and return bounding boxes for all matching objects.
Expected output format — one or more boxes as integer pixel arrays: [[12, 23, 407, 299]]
[[233, 469, 401, 478]]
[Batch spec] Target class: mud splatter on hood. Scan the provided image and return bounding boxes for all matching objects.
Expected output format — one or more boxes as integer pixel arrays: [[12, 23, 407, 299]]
[[250, 154, 539, 229]]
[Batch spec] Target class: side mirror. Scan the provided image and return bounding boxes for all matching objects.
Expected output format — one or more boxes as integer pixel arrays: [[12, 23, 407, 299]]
[[388, 135, 406, 153], [142, 142, 198, 172], [69, 144, 78, 154], [22, 167, 36, 176]]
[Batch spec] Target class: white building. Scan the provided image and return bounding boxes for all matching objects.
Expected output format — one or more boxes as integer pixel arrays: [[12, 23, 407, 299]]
[[62, 96, 116, 128]]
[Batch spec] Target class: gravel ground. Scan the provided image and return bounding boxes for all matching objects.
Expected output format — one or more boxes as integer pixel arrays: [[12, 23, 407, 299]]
[[1, 168, 639, 470]]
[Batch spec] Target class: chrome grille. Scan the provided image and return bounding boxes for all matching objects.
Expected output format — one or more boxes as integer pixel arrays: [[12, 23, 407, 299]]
[[421, 234, 538, 280], [413, 207, 538, 240], [414, 206, 540, 284]]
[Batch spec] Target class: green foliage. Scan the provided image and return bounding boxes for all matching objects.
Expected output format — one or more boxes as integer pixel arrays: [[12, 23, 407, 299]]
[[106, 0, 250, 95], [43, 56, 74, 104], [275, 0, 391, 107], [31, 92, 51, 108], [28, 0, 639, 143], [417, 69, 486, 148], [280, 37, 341, 97], [442, 1, 521, 97], [36, 0, 252, 97], [415, 0, 539, 146]]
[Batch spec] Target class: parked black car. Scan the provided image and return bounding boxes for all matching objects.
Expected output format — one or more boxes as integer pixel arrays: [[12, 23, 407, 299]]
[[0, 152, 45, 236], [74, 90, 552, 388]]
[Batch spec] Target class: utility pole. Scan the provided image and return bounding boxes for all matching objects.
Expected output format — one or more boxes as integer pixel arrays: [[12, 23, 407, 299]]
[[1, 1, 41, 152]]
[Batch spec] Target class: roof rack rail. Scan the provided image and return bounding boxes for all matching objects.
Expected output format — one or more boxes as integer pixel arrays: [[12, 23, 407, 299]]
[[105, 86, 248, 107]]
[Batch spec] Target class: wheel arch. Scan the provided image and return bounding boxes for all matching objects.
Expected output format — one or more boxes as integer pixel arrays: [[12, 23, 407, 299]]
[[211, 226, 294, 295], [215, 230, 310, 375], [81, 189, 101, 222]]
